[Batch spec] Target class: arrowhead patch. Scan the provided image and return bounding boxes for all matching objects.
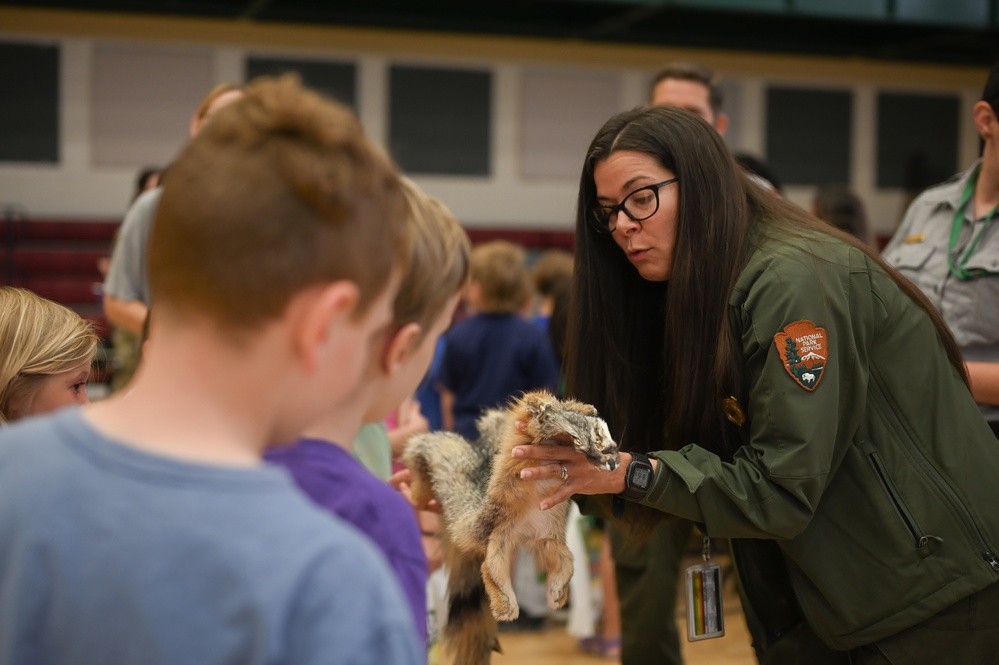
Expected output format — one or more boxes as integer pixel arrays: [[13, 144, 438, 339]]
[[774, 320, 827, 391]]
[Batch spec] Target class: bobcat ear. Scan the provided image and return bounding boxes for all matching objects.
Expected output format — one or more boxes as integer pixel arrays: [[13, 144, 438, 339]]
[[521, 391, 546, 417]]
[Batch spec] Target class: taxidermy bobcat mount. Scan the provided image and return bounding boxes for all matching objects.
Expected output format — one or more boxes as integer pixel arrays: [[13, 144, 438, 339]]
[[403, 390, 620, 665]]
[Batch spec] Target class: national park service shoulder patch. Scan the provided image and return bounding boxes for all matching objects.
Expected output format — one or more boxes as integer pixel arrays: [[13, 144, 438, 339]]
[[774, 320, 827, 391]]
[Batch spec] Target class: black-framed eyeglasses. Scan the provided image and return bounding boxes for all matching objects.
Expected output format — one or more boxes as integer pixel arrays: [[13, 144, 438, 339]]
[[588, 178, 678, 234]]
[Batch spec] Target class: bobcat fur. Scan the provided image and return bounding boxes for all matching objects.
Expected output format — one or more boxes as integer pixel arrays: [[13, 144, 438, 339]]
[[403, 390, 620, 665]]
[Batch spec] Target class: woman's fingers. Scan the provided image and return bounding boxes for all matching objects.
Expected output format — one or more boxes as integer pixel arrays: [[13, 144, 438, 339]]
[[512, 442, 576, 460]]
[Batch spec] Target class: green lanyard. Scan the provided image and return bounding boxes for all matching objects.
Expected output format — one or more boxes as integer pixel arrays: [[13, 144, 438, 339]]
[[949, 165, 999, 281]]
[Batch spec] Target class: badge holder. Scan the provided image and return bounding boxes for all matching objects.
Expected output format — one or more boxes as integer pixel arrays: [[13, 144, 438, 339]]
[[684, 536, 725, 641]]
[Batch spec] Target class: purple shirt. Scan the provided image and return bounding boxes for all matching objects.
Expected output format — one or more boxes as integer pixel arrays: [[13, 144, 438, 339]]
[[266, 439, 428, 645]]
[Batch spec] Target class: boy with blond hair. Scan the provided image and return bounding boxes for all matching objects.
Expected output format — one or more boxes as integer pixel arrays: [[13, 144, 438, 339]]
[[439, 240, 560, 440], [0, 75, 422, 664], [267, 177, 470, 647]]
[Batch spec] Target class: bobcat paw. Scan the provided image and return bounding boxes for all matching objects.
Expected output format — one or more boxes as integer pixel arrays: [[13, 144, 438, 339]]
[[492, 598, 520, 622], [547, 582, 569, 610]]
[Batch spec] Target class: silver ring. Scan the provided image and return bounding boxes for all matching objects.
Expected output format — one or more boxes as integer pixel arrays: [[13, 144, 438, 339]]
[[560, 464, 568, 481]]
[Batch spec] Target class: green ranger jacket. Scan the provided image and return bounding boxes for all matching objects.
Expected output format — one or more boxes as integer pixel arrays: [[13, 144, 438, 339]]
[[637, 228, 999, 651]]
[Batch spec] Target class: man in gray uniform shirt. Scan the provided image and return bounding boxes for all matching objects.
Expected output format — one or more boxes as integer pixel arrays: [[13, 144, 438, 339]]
[[884, 61, 999, 438]]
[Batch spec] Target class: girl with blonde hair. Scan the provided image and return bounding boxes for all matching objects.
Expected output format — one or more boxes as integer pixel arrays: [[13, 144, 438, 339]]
[[0, 287, 99, 424]]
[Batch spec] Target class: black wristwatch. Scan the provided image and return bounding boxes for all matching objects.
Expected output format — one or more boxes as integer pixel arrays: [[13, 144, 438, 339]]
[[619, 451, 654, 502]]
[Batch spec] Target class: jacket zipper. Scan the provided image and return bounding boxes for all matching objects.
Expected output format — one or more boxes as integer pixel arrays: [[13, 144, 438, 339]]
[[868, 452, 927, 549], [870, 369, 999, 573]]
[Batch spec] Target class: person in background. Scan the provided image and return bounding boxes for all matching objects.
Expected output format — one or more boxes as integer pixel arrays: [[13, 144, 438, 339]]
[[102, 83, 244, 342], [649, 60, 729, 135], [132, 166, 162, 202], [883, 61, 999, 439], [0, 286, 99, 425], [736, 152, 783, 196], [102, 164, 164, 392], [530, 248, 575, 333], [813, 184, 874, 246], [0, 75, 422, 664], [438, 239, 560, 441]]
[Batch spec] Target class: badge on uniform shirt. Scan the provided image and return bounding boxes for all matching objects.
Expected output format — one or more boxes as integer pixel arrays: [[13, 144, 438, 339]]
[[774, 320, 828, 391]]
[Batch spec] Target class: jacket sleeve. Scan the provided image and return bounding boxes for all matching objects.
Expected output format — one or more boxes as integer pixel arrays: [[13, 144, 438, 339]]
[[638, 246, 871, 540]]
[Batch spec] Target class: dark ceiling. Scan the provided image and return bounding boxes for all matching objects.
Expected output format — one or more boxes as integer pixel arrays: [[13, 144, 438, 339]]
[[4, 0, 999, 68]]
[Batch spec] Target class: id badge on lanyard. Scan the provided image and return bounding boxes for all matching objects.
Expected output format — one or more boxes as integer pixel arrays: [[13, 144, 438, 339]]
[[684, 536, 725, 641]]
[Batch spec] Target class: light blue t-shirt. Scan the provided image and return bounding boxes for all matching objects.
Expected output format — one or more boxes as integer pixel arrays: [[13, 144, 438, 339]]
[[0, 409, 423, 665]]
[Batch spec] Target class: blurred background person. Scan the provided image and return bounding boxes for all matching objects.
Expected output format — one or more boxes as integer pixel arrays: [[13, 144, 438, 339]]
[[812, 184, 874, 246]]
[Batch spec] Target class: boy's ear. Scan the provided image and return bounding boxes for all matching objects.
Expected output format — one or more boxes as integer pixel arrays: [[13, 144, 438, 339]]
[[294, 281, 361, 374], [382, 322, 422, 376]]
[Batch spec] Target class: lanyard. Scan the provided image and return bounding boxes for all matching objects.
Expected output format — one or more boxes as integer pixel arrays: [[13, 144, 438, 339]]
[[949, 165, 999, 281]]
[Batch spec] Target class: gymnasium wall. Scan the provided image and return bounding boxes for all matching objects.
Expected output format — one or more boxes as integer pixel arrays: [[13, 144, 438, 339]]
[[0, 6, 989, 236]]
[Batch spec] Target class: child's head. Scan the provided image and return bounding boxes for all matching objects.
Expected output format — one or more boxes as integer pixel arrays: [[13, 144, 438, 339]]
[[0, 287, 99, 424], [532, 249, 574, 301], [362, 180, 471, 423], [531, 248, 574, 317], [467, 240, 531, 314], [149, 73, 408, 337], [147, 75, 409, 439]]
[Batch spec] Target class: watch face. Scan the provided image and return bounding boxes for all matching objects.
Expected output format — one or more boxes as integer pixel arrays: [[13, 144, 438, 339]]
[[633, 465, 652, 489]]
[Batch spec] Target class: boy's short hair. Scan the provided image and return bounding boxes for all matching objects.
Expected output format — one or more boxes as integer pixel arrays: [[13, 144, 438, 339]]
[[470, 240, 531, 314], [149, 74, 408, 330], [532, 249, 574, 298], [393, 179, 471, 342]]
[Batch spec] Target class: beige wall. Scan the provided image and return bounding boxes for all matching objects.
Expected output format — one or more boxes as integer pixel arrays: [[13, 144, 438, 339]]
[[0, 6, 989, 234]]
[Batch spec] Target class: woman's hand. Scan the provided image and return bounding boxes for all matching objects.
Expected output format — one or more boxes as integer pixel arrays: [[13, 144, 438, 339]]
[[512, 441, 634, 512]]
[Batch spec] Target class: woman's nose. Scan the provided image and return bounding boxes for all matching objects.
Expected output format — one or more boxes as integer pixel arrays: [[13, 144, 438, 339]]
[[611, 212, 640, 234]]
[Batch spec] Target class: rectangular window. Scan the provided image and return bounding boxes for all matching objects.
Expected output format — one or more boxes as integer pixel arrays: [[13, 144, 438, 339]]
[[389, 65, 491, 175], [93, 44, 214, 166], [0, 42, 59, 163], [246, 57, 357, 109], [520, 68, 620, 179], [876, 92, 959, 190], [766, 87, 852, 186]]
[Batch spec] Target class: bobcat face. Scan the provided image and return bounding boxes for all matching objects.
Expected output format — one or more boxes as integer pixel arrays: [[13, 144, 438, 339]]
[[576, 417, 619, 472], [519, 391, 620, 472]]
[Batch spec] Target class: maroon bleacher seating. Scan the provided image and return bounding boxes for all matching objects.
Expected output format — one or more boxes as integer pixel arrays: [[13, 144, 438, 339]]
[[1, 218, 120, 339], [1, 219, 576, 341], [466, 228, 574, 251]]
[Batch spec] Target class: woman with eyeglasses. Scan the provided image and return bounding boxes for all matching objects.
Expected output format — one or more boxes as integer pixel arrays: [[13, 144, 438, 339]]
[[513, 105, 999, 664]]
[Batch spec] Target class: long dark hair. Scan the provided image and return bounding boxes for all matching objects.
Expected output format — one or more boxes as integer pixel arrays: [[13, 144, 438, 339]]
[[565, 105, 967, 461]]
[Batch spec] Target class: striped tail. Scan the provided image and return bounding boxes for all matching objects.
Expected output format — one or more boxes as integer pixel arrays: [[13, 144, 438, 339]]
[[441, 544, 500, 665]]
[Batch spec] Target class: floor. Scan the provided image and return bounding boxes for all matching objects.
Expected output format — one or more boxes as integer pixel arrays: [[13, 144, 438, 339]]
[[492, 564, 756, 665]]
